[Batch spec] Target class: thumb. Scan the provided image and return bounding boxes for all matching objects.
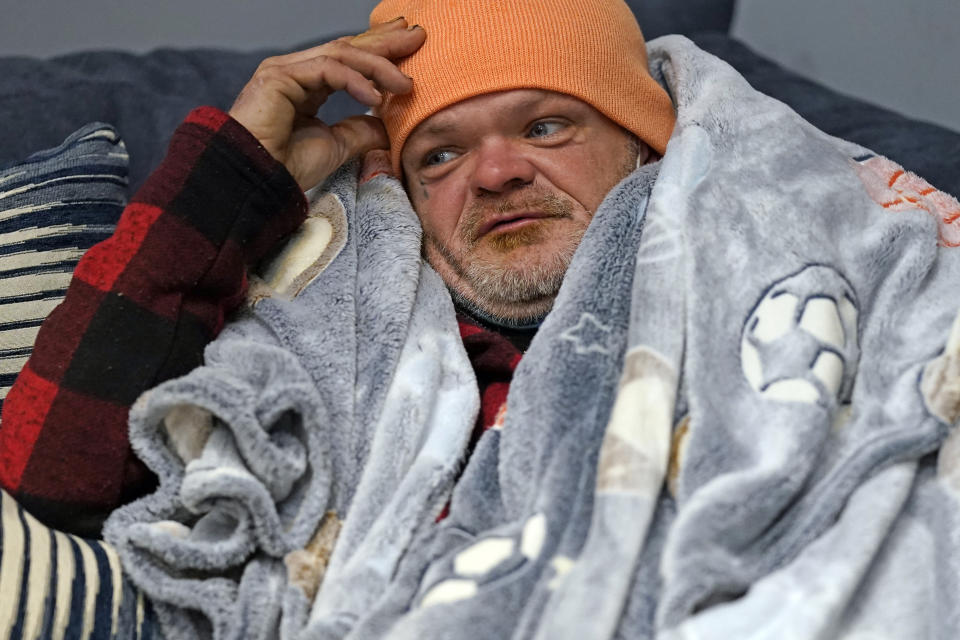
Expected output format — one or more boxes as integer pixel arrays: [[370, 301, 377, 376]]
[[294, 115, 390, 191], [330, 115, 390, 167]]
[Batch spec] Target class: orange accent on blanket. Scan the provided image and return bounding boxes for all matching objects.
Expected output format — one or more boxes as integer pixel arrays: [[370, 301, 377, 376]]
[[853, 155, 960, 247]]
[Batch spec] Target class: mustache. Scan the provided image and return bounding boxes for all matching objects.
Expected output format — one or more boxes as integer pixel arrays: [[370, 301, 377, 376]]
[[460, 187, 575, 245]]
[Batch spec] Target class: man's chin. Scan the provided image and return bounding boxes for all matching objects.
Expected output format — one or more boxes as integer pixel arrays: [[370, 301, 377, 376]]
[[446, 257, 568, 325], [450, 285, 558, 327], [424, 228, 580, 324]]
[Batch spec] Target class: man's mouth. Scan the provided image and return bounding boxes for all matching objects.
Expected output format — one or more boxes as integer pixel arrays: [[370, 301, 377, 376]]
[[476, 212, 554, 238]]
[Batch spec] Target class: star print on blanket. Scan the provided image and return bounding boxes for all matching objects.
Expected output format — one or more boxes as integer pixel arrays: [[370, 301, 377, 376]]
[[560, 313, 615, 355], [853, 154, 960, 247]]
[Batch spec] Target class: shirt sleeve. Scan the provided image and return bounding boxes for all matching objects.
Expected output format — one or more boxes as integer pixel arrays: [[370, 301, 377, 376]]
[[0, 107, 308, 536]]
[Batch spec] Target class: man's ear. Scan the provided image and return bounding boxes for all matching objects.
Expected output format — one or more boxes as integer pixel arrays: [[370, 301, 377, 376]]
[[636, 138, 655, 168], [359, 149, 397, 184]]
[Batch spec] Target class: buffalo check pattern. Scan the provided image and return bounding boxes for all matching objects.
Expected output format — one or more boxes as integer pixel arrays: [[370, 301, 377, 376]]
[[457, 313, 527, 445], [0, 107, 307, 535]]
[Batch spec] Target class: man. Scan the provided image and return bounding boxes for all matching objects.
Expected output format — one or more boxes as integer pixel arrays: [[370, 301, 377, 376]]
[[0, 0, 674, 531], [3, 0, 960, 638], [229, 2, 671, 328]]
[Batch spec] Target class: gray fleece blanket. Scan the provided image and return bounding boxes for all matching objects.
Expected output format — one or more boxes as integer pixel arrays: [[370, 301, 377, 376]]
[[105, 35, 960, 639]]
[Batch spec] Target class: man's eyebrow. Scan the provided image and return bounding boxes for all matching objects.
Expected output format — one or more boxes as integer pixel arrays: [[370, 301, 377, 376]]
[[413, 120, 461, 139]]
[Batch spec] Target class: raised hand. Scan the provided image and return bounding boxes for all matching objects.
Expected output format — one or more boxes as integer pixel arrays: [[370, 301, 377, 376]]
[[229, 18, 425, 190]]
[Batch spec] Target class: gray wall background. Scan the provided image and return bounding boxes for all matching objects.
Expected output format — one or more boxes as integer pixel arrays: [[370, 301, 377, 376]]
[[2, 0, 958, 132], [0, 0, 379, 54], [732, 0, 960, 133]]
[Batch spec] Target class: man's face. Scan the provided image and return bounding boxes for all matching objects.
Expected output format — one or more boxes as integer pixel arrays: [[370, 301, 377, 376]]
[[401, 89, 644, 324]]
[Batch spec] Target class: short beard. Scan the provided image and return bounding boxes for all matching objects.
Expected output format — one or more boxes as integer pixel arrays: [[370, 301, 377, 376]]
[[427, 221, 581, 323], [424, 185, 580, 317]]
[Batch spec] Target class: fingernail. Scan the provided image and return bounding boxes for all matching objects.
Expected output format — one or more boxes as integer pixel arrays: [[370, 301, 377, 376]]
[[390, 16, 405, 23], [407, 24, 422, 31]]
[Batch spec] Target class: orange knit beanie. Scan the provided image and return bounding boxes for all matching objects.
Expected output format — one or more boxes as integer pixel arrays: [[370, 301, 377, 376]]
[[369, 0, 676, 174]]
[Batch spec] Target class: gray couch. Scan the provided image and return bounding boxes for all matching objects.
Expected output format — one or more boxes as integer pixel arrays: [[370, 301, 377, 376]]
[[1, 0, 956, 195]]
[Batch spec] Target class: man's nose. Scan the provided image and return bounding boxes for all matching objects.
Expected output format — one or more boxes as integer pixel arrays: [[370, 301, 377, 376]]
[[470, 138, 536, 195]]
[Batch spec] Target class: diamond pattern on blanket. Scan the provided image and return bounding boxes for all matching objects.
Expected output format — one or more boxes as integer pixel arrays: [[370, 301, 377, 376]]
[[520, 513, 547, 560], [454, 538, 516, 576], [420, 579, 479, 609], [596, 346, 675, 495], [938, 427, 960, 499], [547, 555, 575, 590], [284, 510, 342, 602], [922, 310, 960, 426], [667, 415, 691, 498], [417, 513, 549, 610]]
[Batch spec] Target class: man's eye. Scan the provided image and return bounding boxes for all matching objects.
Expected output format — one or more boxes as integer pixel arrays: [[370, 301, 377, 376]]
[[424, 149, 459, 166], [527, 121, 565, 138]]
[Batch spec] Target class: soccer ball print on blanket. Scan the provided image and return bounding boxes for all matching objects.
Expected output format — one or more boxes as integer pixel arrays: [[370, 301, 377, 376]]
[[740, 265, 860, 407]]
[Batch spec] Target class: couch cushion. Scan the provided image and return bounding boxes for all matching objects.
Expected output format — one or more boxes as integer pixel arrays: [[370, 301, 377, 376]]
[[628, 0, 735, 39], [0, 123, 127, 415], [693, 33, 960, 195], [0, 47, 363, 194]]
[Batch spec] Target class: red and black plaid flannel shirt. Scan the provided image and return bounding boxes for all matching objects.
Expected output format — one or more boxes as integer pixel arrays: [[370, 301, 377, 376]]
[[0, 107, 526, 536], [0, 107, 309, 534]]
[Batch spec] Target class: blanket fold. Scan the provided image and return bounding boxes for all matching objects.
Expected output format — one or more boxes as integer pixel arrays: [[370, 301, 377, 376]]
[[106, 35, 960, 639]]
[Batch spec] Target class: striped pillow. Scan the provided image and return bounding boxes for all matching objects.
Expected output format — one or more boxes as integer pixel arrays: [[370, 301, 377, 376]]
[[0, 488, 158, 639], [0, 124, 127, 416]]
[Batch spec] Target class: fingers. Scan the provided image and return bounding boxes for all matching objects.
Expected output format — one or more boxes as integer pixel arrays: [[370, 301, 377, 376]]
[[350, 19, 426, 60], [315, 41, 414, 96], [250, 24, 424, 114], [267, 54, 394, 113], [228, 23, 422, 190], [263, 19, 424, 70]]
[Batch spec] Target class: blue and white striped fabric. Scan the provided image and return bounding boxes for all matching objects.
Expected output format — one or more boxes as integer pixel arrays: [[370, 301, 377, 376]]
[[0, 123, 127, 415], [0, 489, 158, 639]]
